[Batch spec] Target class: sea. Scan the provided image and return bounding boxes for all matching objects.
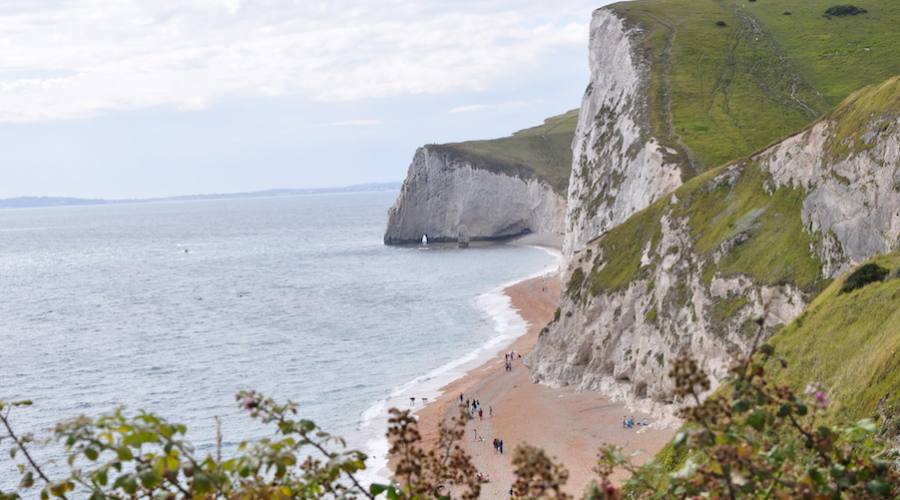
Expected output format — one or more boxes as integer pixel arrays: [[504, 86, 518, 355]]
[[0, 190, 559, 489]]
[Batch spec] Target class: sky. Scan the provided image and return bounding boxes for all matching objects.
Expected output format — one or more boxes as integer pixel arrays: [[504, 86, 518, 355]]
[[0, 0, 603, 199]]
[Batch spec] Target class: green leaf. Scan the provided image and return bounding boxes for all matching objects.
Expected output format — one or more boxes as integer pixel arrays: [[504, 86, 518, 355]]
[[19, 472, 34, 489], [867, 479, 890, 496], [84, 448, 99, 461], [856, 418, 877, 434], [731, 400, 750, 413], [122, 476, 138, 495], [807, 467, 825, 485], [116, 447, 133, 461], [192, 473, 212, 494], [95, 468, 108, 486], [777, 404, 791, 417], [139, 470, 160, 489], [124, 430, 159, 447], [673, 431, 687, 448], [369, 483, 388, 495], [386, 486, 400, 500], [746, 410, 766, 431]]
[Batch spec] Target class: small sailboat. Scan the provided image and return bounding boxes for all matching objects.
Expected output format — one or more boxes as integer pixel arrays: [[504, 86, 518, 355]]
[[418, 233, 430, 250]]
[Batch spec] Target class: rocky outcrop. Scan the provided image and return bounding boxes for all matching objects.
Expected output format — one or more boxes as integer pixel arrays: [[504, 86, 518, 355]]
[[384, 146, 566, 246], [757, 80, 900, 275], [564, 8, 685, 256], [530, 77, 900, 417]]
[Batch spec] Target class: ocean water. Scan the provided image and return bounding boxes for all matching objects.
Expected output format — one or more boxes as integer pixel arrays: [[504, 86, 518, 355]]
[[0, 191, 558, 488]]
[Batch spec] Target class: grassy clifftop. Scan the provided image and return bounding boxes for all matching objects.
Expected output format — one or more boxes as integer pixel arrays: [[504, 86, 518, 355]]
[[428, 109, 578, 195], [610, 0, 900, 174]]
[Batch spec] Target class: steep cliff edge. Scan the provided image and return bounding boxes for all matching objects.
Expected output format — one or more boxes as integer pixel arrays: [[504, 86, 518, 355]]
[[384, 111, 576, 246], [565, 0, 900, 255], [531, 77, 900, 415]]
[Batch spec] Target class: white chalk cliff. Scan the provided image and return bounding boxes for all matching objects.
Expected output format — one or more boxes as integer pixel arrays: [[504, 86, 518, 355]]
[[564, 9, 685, 257], [529, 77, 900, 417], [384, 2, 900, 421], [384, 146, 566, 246]]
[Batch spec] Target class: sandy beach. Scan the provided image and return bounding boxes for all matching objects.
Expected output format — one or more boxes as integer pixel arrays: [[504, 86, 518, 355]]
[[410, 273, 675, 497]]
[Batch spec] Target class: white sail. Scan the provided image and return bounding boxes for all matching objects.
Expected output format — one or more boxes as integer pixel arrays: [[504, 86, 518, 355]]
[[421, 234, 428, 245]]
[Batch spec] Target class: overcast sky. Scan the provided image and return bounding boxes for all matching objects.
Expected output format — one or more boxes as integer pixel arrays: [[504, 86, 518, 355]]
[[0, 0, 600, 198]]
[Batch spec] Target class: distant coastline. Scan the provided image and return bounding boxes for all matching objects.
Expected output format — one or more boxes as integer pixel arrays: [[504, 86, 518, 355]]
[[0, 182, 401, 210]]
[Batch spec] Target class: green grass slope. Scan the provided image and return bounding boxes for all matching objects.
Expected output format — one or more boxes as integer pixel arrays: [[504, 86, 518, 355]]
[[585, 158, 827, 299], [771, 253, 900, 437], [428, 109, 578, 194], [610, 0, 900, 175], [650, 253, 900, 475]]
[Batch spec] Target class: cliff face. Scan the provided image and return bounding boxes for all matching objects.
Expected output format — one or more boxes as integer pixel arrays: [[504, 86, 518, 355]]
[[383, 0, 900, 419], [384, 146, 566, 246], [564, 9, 684, 256], [530, 77, 900, 416]]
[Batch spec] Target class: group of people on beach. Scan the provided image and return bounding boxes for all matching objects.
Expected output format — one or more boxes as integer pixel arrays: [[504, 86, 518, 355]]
[[459, 393, 492, 420], [492, 437, 504, 454], [622, 415, 649, 429], [504, 351, 520, 372], [460, 392, 504, 458]]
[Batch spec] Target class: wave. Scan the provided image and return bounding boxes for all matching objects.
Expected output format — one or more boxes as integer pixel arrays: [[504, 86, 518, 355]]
[[354, 246, 561, 486]]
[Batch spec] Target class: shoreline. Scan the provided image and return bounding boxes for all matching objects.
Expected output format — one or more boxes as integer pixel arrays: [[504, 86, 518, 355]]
[[358, 246, 563, 485], [408, 273, 675, 497]]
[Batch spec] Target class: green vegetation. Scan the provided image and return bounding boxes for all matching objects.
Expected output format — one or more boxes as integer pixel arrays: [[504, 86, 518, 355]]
[[580, 74, 900, 297], [432, 109, 578, 194], [825, 75, 900, 160], [840, 262, 890, 293], [771, 253, 900, 435], [711, 295, 749, 323], [648, 253, 900, 481], [824, 5, 869, 17], [676, 164, 824, 291], [583, 159, 824, 295], [606, 344, 900, 498], [566, 268, 586, 303], [610, 0, 900, 173], [587, 198, 663, 294], [5, 349, 897, 499]]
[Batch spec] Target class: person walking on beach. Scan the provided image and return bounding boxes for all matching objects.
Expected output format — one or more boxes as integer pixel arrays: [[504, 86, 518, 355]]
[[478, 408, 483, 420], [499, 439, 504, 454], [489, 406, 493, 417], [459, 393, 463, 403]]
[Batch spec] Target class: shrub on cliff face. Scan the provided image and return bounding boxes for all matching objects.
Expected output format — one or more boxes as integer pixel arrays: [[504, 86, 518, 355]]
[[825, 5, 869, 17], [841, 262, 890, 293]]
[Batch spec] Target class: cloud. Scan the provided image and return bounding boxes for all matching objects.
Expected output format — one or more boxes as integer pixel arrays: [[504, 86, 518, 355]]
[[449, 105, 486, 114], [448, 99, 544, 114], [0, 0, 597, 122], [327, 119, 382, 127]]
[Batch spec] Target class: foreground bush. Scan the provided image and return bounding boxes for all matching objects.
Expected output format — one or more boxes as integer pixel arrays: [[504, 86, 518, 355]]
[[592, 326, 900, 499], [2, 330, 898, 498]]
